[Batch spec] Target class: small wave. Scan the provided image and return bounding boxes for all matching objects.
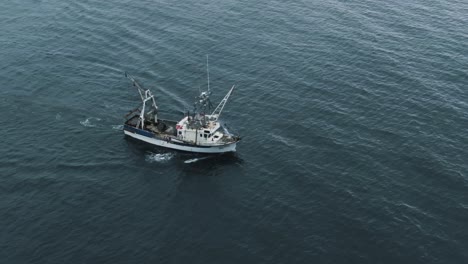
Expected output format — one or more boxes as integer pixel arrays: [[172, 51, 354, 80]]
[[56, 113, 62, 120], [80, 117, 101, 127], [145, 153, 174, 163], [112, 124, 123, 130]]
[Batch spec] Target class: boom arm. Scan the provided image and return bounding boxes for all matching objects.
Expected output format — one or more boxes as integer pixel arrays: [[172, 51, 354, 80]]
[[124, 72, 159, 127], [125, 72, 145, 101], [211, 85, 235, 121]]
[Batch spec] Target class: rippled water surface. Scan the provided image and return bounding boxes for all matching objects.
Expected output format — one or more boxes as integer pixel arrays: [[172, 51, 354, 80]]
[[1, 0, 467, 263]]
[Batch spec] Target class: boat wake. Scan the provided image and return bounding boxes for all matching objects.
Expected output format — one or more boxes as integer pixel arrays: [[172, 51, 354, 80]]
[[145, 152, 174, 163], [111, 124, 123, 130], [184, 156, 211, 164], [80, 117, 101, 127]]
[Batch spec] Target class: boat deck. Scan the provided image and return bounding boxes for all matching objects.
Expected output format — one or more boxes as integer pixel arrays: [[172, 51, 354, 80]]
[[125, 115, 178, 137]]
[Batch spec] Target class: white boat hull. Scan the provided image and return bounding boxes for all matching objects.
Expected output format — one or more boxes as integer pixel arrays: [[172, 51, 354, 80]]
[[124, 130, 237, 153]]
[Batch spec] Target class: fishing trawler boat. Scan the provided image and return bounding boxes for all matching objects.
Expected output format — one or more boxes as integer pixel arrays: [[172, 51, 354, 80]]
[[123, 71, 241, 153]]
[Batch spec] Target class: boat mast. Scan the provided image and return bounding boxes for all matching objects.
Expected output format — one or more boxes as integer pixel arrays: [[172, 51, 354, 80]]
[[206, 55, 210, 94], [211, 85, 235, 121], [192, 56, 213, 119], [125, 72, 158, 128]]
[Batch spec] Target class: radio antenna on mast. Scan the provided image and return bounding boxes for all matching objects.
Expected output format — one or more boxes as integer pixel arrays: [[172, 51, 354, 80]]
[[206, 55, 210, 94]]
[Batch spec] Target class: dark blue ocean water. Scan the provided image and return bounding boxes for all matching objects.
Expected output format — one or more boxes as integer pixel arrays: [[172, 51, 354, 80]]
[[1, 0, 467, 263]]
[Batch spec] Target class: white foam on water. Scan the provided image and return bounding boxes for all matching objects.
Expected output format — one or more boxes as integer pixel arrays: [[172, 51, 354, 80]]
[[145, 153, 174, 163], [270, 133, 297, 147], [80, 117, 101, 127], [55, 113, 62, 120], [184, 156, 210, 164], [112, 124, 123, 130]]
